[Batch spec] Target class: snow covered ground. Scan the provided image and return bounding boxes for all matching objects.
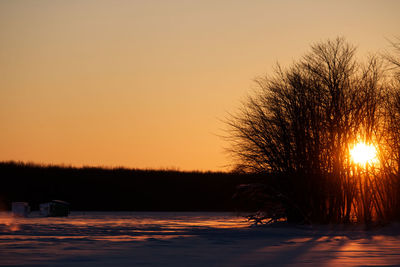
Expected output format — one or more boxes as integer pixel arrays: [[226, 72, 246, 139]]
[[1, 212, 400, 266]]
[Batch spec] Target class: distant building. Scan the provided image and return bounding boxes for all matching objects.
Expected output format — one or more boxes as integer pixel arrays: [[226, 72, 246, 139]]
[[12, 202, 30, 217], [40, 200, 70, 217]]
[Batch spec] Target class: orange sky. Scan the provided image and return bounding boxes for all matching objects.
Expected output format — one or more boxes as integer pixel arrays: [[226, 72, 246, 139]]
[[1, 0, 399, 171]]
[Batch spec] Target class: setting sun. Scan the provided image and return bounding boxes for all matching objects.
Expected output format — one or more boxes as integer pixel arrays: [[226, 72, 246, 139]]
[[350, 143, 378, 166]]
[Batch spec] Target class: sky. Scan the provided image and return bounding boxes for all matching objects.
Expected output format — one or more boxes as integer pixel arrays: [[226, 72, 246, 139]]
[[0, 0, 399, 171]]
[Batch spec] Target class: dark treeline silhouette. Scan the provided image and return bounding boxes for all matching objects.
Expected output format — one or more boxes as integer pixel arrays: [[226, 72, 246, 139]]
[[0, 161, 264, 212], [226, 37, 400, 225]]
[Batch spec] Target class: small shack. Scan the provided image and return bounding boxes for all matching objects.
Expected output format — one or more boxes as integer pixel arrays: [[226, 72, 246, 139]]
[[12, 202, 30, 217], [40, 200, 70, 217]]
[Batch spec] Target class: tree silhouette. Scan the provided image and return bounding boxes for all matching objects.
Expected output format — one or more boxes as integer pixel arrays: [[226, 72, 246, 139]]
[[226, 38, 386, 223], [379, 37, 400, 222]]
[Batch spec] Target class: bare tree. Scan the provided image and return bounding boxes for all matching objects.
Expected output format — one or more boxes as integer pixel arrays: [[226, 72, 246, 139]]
[[226, 38, 385, 223], [378, 37, 400, 222]]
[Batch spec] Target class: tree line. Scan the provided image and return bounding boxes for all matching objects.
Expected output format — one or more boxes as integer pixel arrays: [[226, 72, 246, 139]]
[[0, 161, 263, 212]]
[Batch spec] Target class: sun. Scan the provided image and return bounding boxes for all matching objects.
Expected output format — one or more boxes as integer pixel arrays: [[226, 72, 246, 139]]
[[350, 142, 378, 166]]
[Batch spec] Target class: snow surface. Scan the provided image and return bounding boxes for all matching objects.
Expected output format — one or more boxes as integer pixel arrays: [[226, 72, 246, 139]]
[[1, 212, 400, 266]]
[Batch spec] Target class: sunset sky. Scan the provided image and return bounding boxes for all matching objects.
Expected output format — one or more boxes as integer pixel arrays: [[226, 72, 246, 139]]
[[1, 0, 399, 171]]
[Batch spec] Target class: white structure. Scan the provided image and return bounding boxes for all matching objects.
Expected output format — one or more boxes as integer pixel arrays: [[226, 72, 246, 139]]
[[39, 202, 51, 216], [40, 200, 70, 217], [12, 202, 30, 217]]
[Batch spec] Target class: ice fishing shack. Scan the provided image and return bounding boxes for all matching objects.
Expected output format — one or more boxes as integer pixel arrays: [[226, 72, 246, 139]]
[[12, 202, 30, 217], [40, 200, 70, 217]]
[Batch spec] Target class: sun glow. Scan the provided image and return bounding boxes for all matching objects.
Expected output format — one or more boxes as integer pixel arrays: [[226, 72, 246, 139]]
[[350, 143, 378, 166]]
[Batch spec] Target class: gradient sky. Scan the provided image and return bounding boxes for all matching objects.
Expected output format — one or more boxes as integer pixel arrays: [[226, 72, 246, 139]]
[[1, 0, 399, 171]]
